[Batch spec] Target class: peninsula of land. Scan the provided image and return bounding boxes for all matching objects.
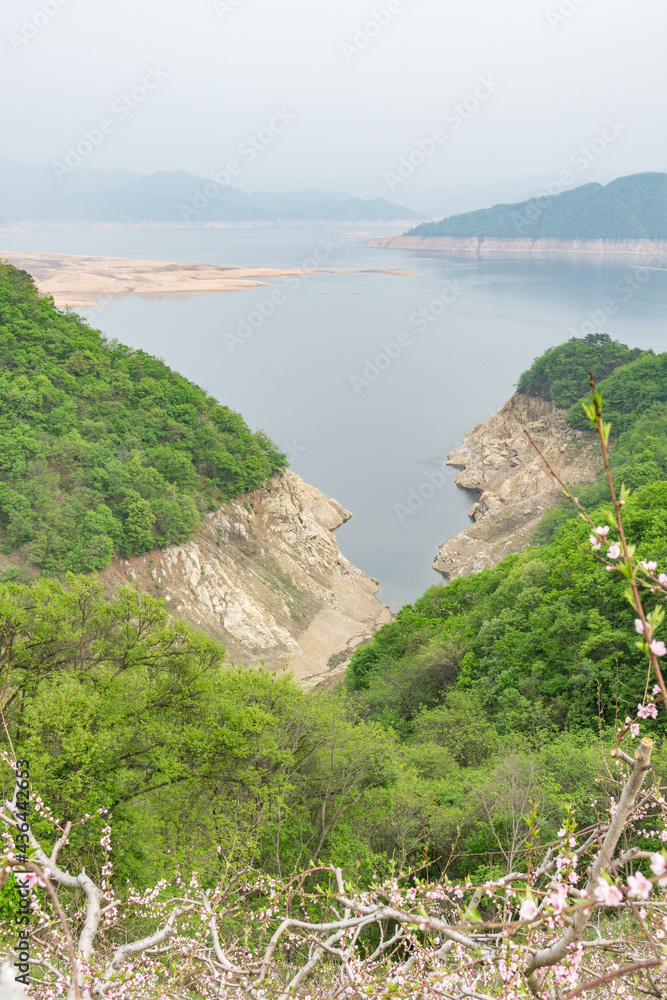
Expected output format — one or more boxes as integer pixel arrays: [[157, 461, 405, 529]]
[[4, 251, 410, 308], [366, 173, 667, 260]]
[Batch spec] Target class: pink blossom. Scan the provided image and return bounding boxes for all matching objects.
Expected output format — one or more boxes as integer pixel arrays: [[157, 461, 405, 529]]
[[650, 853, 667, 885], [594, 878, 623, 907], [519, 897, 539, 921], [13, 871, 38, 888], [659, 574, 667, 586], [589, 535, 601, 550], [635, 619, 646, 634], [638, 702, 659, 719], [595, 525, 610, 537], [630, 723, 640, 738], [627, 872, 653, 900], [650, 640, 667, 657], [653, 685, 662, 696], [548, 890, 567, 914], [641, 561, 658, 573], [607, 543, 621, 559]]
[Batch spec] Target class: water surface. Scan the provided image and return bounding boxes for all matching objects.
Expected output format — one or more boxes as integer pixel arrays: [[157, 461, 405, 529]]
[[6, 227, 667, 609]]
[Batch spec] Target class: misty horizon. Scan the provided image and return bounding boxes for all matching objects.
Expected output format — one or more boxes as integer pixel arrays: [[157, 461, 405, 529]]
[[3, 0, 666, 219], [2, 155, 663, 223]]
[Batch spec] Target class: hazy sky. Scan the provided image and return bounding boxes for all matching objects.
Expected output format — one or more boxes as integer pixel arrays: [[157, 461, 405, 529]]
[[2, 0, 666, 213]]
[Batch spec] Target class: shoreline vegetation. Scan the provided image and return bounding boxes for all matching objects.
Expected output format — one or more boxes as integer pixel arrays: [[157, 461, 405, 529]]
[[0, 261, 289, 574], [348, 333, 667, 717], [4, 334, 667, 998]]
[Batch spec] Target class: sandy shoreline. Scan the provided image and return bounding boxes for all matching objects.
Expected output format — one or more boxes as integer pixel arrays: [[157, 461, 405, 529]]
[[4, 251, 411, 308]]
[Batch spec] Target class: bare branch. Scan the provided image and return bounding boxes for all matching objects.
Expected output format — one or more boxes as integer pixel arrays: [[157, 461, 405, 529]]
[[525, 738, 654, 991]]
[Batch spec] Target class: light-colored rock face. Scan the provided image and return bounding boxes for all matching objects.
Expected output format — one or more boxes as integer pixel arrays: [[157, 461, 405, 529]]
[[100, 471, 390, 689], [364, 235, 667, 258], [432, 393, 600, 579]]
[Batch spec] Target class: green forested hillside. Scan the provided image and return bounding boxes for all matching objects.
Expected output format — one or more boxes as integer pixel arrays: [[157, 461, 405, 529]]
[[349, 334, 667, 738], [347, 484, 667, 731], [0, 262, 286, 573], [0, 573, 647, 899], [3, 333, 667, 919], [408, 172, 667, 239], [515, 332, 647, 405]]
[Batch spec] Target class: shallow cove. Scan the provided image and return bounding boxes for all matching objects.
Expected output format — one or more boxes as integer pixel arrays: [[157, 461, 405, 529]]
[[7, 225, 667, 609]]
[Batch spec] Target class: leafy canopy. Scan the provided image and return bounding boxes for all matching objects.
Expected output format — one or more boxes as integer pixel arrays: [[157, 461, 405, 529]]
[[0, 262, 286, 573], [516, 332, 647, 408], [349, 336, 667, 742]]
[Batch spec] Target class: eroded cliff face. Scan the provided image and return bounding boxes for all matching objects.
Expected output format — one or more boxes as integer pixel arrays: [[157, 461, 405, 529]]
[[365, 235, 667, 257], [100, 470, 390, 688], [432, 394, 600, 579]]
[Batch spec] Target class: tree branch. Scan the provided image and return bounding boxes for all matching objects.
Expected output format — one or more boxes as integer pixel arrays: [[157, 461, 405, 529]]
[[525, 737, 654, 992]]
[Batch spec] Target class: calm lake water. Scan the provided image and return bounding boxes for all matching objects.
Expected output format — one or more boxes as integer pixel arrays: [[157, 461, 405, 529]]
[[5, 226, 667, 610]]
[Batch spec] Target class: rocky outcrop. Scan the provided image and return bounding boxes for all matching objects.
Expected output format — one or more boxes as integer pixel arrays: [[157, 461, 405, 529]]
[[433, 394, 600, 579], [365, 235, 667, 258], [99, 471, 390, 689]]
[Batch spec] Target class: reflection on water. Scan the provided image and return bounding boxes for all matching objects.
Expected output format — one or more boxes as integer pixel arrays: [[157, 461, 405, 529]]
[[7, 227, 667, 610]]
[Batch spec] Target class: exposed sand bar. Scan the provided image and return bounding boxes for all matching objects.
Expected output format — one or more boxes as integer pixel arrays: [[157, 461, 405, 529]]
[[4, 251, 412, 309]]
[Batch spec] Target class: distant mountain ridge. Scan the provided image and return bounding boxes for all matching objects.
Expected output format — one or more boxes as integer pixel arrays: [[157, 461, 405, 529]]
[[0, 160, 422, 224], [406, 172, 667, 240]]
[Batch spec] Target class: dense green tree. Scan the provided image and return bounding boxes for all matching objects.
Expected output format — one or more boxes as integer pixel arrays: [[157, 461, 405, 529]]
[[349, 337, 667, 740], [516, 332, 646, 406], [0, 262, 287, 573], [4, 321, 667, 930]]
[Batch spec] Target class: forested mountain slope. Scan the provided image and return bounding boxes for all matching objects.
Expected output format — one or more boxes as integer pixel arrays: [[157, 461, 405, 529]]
[[3, 333, 667, 961], [0, 262, 286, 574], [408, 172, 667, 240], [350, 335, 667, 741]]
